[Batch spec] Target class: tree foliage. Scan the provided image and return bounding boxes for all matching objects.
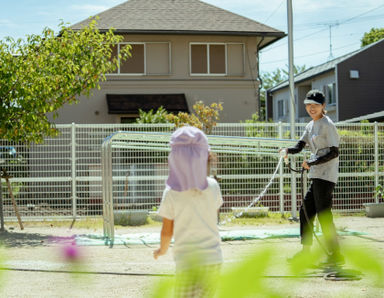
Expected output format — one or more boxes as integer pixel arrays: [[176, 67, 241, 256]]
[[361, 27, 384, 47], [135, 106, 169, 124], [135, 101, 223, 134], [0, 19, 131, 143], [166, 101, 223, 134]]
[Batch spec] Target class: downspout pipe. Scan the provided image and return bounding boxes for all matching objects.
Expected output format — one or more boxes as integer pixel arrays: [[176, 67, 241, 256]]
[[256, 36, 265, 119]]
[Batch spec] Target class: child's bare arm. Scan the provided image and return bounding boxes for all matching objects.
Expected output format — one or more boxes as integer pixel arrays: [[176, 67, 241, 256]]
[[153, 218, 174, 259]]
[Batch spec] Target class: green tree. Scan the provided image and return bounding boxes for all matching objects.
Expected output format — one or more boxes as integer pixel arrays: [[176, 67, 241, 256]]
[[0, 19, 131, 143], [361, 27, 384, 47], [135, 102, 223, 134], [259, 65, 306, 121], [135, 106, 170, 124], [166, 101, 223, 134]]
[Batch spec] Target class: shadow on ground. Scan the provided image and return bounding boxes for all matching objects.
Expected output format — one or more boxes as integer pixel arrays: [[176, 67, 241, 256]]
[[0, 230, 75, 248]]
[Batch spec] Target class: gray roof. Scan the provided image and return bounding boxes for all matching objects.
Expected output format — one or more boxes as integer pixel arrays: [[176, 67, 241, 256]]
[[268, 38, 384, 93], [71, 0, 284, 44], [339, 110, 384, 123], [268, 52, 357, 92]]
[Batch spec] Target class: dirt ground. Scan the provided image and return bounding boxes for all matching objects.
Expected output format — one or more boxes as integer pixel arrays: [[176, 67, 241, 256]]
[[0, 216, 383, 298]]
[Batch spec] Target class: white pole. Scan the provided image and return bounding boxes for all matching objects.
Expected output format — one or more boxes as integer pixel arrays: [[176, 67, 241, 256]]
[[287, 0, 295, 139], [374, 122, 379, 203], [287, 0, 297, 219], [278, 122, 284, 214], [0, 173, 4, 232], [71, 123, 77, 219]]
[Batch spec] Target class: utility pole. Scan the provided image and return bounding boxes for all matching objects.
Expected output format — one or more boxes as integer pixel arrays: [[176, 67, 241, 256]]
[[287, 0, 295, 136], [287, 0, 297, 219]]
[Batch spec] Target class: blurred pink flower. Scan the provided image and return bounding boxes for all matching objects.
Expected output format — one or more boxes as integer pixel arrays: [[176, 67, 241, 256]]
[[63, 244, 80, 262]]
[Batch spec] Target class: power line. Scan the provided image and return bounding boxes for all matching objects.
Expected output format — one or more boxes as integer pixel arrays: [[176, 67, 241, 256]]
[[292, 4, 384, 28], [261, 3, 384, 53], [310, 4, 384, 60], [277, 13, 384, 33], [342, 3, 384, 24], [261, 28, 328, 53], [263, 0, 285, 23], [261, 42, 358, 65]]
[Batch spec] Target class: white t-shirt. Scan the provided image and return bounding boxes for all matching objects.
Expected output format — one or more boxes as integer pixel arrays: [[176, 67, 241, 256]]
[[300, 115, 340, 183], [158, 177, 223, 269]]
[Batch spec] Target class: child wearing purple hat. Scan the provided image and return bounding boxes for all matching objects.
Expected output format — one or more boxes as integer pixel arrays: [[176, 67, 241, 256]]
[[153, 126, 223, 297]]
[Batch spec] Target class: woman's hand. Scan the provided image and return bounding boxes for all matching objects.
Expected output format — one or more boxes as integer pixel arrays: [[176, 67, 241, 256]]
[[302, 160, 310, 170], [278, 148, 288, 157]]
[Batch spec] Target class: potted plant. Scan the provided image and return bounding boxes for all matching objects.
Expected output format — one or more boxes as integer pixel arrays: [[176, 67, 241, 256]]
[[364, 184, 384, 218], [231, 203, 269, 218], [113, 209, 148, 226]]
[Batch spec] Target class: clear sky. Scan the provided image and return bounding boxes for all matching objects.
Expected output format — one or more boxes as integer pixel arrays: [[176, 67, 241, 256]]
[[1, 0, 383, 74]]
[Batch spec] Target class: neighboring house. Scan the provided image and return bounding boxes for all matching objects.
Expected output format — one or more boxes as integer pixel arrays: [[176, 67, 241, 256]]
[[50, 0, 284, 124], [266, 38, 384, 123], [340, 110, 384, 123]]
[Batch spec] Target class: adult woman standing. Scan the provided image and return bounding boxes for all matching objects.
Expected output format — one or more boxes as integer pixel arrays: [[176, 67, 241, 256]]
[[282, 89, 344, 265]]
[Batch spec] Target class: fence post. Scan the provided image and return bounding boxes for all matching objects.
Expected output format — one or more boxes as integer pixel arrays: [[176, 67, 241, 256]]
[[71, 123, 77, 218], [0, 174, 4, 232], [374, 122, 379, 203], [278, 122, 284, 214], [290, 128, 297, 219]]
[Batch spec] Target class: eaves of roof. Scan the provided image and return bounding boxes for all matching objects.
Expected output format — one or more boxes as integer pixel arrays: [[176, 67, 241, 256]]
[[101, 28, 285, 38], [267, 54, 353, 93], [267, 67, 335, 93], [267, 38, 384, 94], [339, 110, 384, 123]]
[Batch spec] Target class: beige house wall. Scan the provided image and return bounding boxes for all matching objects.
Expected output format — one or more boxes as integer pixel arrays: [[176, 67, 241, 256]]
[[50, 34, 262, 124]]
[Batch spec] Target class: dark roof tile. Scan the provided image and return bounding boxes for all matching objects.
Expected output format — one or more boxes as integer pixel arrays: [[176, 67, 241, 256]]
[[71, 0, 284, 37]]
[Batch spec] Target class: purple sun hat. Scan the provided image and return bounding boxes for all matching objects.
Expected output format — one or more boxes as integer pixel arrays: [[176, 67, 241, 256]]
[[166, 126, 209, 192]]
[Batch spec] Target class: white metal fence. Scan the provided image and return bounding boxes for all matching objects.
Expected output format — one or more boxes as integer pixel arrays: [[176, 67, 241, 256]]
[[0, 122, 383, 220]]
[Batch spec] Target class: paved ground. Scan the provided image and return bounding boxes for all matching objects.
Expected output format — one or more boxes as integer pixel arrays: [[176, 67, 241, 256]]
[[0, 215, 383, 297]]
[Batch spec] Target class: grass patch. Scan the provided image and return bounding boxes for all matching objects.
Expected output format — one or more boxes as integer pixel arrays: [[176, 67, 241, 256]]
[[5, 218, 104, 230], [144, 216, 163, 227], [4, 211, 366, 230], [6, 216, 163, 230], [219, 212, 293, 226], [333, 211, 365, 217]]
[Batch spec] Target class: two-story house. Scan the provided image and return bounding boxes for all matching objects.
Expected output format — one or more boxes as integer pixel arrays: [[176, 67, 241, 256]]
[[50, 0, 284, 124], [266, 38, 384, 123]]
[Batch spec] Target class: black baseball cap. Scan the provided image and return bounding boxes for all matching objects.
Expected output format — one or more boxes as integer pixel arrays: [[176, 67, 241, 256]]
[[304, 90, 325, 105]]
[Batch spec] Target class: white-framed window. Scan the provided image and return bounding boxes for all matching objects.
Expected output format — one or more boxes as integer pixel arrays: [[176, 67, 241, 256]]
[[326, 83, 336, 105], [227, 43, 245, 76], [190, 43, 226, 75], [277, 99, 285, 118], [120, 43, 145, 74], [190, 42, 239, 76], [110, 42, 171, 75]]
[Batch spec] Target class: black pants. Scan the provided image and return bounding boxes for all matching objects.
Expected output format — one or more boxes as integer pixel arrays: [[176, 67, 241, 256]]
[[300, 179, 340, 254]]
